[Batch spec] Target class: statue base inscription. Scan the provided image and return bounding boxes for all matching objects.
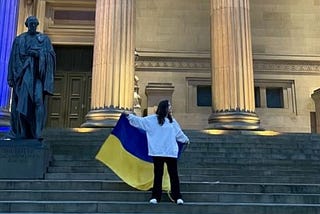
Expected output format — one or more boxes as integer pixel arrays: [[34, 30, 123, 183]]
[[0, 139, 51, 179]]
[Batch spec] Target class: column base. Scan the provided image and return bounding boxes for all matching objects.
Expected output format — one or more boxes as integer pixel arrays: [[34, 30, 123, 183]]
[[208, 111, 261, 130], [81, 108, 131, 128]]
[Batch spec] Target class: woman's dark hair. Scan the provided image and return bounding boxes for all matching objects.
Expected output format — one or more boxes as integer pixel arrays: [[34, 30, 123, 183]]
[[156, 100, 173, 125]]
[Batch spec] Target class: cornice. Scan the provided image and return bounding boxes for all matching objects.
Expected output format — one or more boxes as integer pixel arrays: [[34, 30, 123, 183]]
[[135, 57, 211, 72], [135, 50, 320, 75], [135, 49, 210, 72]]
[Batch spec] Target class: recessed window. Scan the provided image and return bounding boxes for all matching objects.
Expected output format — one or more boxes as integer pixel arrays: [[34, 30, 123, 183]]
[[266, 87, 283, 108], [254, 87, 261, 108], [254, 79, 295, 112], [197, 85, 212, 107], [186, 77, 212, 113], [54, 10, 95, 21]]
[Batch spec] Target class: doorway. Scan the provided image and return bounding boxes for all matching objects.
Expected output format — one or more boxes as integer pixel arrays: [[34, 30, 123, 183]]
[[46, 45, 93, 128]]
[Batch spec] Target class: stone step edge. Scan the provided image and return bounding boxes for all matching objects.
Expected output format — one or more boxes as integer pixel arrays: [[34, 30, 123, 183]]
[[2, 201, 320, 207], [2, 189, 320, 197], [1, 180, 320, 186]]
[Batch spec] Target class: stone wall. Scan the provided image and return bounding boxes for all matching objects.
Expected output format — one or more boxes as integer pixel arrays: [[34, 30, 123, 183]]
[[135, 0, 320, 132], [251, 0, 320, 56], [136, 0, 210, 51]]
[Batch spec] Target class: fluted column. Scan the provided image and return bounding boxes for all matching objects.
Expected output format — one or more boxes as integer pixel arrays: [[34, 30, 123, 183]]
[[0, 0, 19, 127], [82, 0, 135, 127], [208, 0, 260, 130], [17, 0, 35, 34]]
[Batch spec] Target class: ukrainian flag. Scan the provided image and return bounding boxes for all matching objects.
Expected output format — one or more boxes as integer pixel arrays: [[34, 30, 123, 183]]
[[96, 114, 186, 191]]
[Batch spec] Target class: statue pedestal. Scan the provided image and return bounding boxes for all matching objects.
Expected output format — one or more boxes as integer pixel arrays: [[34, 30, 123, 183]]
[[0, 139, 51, 179]]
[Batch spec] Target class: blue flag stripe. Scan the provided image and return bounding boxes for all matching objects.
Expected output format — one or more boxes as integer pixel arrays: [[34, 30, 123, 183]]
[[112, 114, 186, 162], [111, 114, 153, 162]]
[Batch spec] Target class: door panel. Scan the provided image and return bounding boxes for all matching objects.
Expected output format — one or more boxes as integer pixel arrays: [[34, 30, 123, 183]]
[[67, 75, 84, 127], [85, 75, 92, 116], [47, 74, 67, 127]]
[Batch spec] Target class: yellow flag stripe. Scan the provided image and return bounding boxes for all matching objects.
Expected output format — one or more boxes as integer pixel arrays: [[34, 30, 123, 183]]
[[96, 134, 170, 191]]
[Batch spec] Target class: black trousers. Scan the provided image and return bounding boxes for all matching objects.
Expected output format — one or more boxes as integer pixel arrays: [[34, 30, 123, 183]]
[[151, 156, 182, 202]]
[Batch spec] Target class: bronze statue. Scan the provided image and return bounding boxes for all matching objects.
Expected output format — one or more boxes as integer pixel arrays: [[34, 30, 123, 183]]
[[7, 16, 56, 139]]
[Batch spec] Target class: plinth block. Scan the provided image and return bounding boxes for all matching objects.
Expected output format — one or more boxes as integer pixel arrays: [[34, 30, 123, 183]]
[[0, 139, 51, 179]]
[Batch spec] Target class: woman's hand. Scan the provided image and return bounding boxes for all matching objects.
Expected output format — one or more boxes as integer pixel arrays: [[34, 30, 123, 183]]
[[122, 111, 129, 117]]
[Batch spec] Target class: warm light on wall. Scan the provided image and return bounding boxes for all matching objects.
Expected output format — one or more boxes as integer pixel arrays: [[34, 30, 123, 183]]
[[72, 128, 99, 133], [202, 129, 228, 135], [202, 129, 280, 136]]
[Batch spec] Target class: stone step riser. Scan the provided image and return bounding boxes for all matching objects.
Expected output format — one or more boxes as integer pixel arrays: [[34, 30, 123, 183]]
[[48, 162, 320, 171], [50, 160, 320, 167], [45, 133, 320, 142], [1, 181, 320, 194], [51, 151, 320, 160], [50, 147, 320, 156], [43, 129, 320, 139], [47, 166, 320, 175], [47, 164, 320, 170], [50, 158, 320, 167], [47, 136, 318, 140], [50, 153, 320, 161], [50, 142, 320, 149], [43, 173, 320, 183], [1, 191, 320, 204], [1, 202, 320, 214]]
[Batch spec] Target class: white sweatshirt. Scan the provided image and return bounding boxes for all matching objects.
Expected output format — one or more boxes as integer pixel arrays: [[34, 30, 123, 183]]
[[127, 114, 189, 158]]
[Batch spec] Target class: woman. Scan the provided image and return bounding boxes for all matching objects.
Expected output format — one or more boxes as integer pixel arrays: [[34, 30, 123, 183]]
[[125, 100, 189, 205]]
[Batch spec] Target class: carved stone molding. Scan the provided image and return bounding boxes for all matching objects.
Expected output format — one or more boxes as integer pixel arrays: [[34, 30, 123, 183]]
[[44, 0, 95, 45], [135, 57, 211, 72], [135, 50, 320, 75], [135, 49, 210, 72], [253, 60, 320, 75]]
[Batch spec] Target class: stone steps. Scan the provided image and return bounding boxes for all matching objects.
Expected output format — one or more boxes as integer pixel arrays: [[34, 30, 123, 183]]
[[2, 129, 320, 213]]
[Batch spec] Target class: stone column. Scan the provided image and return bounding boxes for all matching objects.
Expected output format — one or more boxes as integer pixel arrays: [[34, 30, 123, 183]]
[[208, 0, 260, 130], [16, 0, 36, 34], [0, 0, 19, 127], [82, 0, 135, 127]]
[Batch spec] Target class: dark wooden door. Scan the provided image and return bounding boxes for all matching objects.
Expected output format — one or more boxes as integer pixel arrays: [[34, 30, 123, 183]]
[[46, 45, 93, 128], [47, 73, 92, 128]]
